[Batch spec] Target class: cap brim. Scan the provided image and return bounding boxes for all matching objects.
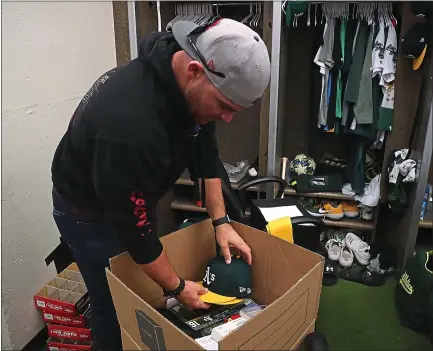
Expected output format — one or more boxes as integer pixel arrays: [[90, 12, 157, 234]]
[[197, 282, 243, 305], [172, 21, 200, 61], [413, 45, 427, 70]]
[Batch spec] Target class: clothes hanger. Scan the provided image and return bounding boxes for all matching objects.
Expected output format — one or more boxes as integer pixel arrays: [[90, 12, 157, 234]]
[[314, 3, 318, 26], [242, 3, 254, 25]]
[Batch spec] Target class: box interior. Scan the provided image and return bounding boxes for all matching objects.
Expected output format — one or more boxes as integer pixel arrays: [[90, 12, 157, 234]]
[[107, 219, 324, 350], [36, 269, 87, 303]]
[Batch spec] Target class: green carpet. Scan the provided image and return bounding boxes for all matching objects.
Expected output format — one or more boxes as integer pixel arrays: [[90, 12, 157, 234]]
[[316, 278, 431, 350]]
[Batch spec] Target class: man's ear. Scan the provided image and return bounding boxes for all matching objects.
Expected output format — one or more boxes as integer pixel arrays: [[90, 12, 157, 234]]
[[187, 61, 206, 79]]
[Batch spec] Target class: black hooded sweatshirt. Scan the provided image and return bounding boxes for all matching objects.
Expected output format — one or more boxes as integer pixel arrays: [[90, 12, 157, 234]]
[[51, 32, 220, 264]]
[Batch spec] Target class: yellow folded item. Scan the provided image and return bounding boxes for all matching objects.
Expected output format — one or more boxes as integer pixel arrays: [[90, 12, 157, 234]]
[[197, 282, 243, 305], [266, 216, 294, 243]]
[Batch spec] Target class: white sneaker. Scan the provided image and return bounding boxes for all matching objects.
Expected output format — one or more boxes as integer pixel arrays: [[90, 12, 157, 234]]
[[325, 239, 343, 261], [345, 232, 371, 265], [339, 246, 354, 267]]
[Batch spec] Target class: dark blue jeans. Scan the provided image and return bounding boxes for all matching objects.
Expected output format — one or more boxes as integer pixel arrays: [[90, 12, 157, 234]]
[[52, 196, 125, 350]]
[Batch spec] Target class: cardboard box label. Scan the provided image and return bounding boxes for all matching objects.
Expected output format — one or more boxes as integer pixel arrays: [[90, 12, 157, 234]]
[[135, 309, 167, 351]]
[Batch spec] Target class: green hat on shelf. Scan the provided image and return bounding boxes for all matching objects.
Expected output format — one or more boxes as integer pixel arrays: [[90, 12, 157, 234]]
[[285, 1, 308, 27]]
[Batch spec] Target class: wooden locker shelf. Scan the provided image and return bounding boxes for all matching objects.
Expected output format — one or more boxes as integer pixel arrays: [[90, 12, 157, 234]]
[[284, 188, 354, 201], [171, 199, 207, 213], [175, 176, 261, 192], [323, 218, 375, 231], [419, 210, 433, 229]]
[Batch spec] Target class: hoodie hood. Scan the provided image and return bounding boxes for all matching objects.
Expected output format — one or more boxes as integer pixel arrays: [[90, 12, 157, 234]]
[[137, 32, 195, 130]]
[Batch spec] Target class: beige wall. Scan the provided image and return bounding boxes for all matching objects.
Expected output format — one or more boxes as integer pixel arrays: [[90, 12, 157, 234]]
[[1, 2, 117, 348]]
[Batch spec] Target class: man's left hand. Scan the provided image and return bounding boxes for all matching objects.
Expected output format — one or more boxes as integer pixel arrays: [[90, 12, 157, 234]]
[[215, 224, 252, 265]]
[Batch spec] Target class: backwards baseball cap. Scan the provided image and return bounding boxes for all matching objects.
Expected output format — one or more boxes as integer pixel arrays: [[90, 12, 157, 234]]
[[172, 18, 271, 108], [199, 256, 252, 305], [401, 23, 430, 71]]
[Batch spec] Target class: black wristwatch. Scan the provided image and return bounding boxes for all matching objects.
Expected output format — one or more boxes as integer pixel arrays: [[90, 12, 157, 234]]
[[163, 278, 185, 297], [212, 215, 231, 228]]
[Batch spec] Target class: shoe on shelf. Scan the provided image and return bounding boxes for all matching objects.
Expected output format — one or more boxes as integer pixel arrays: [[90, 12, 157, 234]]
[[304, 203, 327, 217], [342, 202, 360, 218], [339, 246, 354, 268], [345, 232, 371, 265], [325, 239, 343, 261], [361, 206, 374, 220], [323, 202, 344, 220], [328, 230, 346, 243]]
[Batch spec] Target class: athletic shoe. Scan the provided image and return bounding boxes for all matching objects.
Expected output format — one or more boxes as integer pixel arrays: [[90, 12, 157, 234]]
[[340, 267, 385, 286], [304, 203, 327, 217], [322, 202, 344, 220], [345, 232, 371, 265], [342, 202, 360, 218], [328, 230, 346, 243], [361, 206, 374, 220], [325, 239, 343, 261], [339, 246, 354, 268]]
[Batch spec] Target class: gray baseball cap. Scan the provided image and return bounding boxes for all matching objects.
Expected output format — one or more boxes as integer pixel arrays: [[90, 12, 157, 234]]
[[172, 18, 271, 108]]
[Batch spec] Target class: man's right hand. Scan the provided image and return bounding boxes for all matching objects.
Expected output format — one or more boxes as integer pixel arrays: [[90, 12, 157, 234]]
[[177, 281, 211, 310]]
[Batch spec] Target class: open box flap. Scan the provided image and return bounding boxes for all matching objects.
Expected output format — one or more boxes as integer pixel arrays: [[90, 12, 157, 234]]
[[109, 219, 217, 307], [106, 268, 203, 350]]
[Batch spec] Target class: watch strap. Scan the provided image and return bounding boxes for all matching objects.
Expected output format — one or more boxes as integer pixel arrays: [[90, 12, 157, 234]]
[[212, 215, 230, 228]]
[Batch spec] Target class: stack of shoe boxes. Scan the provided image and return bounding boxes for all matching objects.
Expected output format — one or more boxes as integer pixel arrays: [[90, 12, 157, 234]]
[[34, 263, 96, 350]]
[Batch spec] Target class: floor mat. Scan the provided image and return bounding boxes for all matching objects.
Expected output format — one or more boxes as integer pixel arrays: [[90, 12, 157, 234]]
[[316, 278, 431, 350]]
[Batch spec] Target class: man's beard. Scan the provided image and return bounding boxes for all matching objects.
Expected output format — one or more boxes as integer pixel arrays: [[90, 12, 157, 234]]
[[185, 84, 212, 124]]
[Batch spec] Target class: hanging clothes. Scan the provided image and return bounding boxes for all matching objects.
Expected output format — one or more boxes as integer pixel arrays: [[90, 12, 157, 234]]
[[377, 22, 397, 132], [315, 18, 335, 128], [353, 23, 374, 124], [372, 19, 386, 78], [326, 19, 343, 131], [344, 20, 369, 106]]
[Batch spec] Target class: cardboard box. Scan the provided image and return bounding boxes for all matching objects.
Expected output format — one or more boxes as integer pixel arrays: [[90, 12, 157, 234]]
[[34, 263, 89, 316], [106, 219, 324, 350]]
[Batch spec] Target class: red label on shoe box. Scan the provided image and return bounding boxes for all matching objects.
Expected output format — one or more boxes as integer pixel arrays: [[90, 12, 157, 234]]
[[48, 324, 92, 342], [42, 304, 91, 328], [43, 311, 86, 328]]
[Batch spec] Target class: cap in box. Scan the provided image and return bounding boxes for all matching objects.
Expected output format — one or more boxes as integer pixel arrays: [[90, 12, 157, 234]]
[[172, 18, 270, 108], [401, 23, 429, 70], [199, 256, 252, 305]]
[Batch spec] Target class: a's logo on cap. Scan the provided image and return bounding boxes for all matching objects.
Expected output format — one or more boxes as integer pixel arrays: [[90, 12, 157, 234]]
[[203, 266, 215, 285]]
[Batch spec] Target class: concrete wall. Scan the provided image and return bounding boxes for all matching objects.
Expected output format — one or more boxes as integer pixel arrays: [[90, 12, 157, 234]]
[[2, 2, 117, 348]]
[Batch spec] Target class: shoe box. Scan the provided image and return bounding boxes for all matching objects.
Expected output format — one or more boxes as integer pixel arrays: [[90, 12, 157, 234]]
[[34, 263, 89, 316], [106, 219, 324, 350], [33, 263, 95, 351]]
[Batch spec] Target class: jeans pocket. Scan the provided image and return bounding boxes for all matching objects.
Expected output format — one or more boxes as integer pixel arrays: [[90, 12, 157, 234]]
[[76, 221, 126, 263], [53, 209, 86, 253]]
